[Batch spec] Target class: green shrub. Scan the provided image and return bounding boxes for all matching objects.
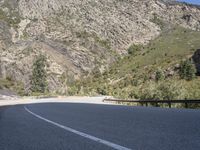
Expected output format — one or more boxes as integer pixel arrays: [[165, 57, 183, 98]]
[[155, 68, 165, 81], [31, 54, 48, 93], [179, 59, 196, 80], [128, 44, 142, 55], [67, 87, 78, 96], [139, 81, 185, 100], [129, 91, 139, 99], [0, 78, 14, 89], [157, 82, 181, 100], [139, 83, 158, 100], [0, 78, 25, 95], [97, 87, 107, 95], [150, 13, 164, 29]]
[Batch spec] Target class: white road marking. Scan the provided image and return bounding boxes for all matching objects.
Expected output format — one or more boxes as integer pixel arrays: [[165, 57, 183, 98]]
[[24, 106, 132, 150]]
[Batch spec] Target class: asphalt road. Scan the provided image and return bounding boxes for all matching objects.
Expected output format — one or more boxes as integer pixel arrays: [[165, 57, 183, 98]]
[[0, 102, 200, 150]]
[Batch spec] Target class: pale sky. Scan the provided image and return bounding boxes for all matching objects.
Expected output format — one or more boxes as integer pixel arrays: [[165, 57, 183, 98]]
[[177, 0, 200, 5]]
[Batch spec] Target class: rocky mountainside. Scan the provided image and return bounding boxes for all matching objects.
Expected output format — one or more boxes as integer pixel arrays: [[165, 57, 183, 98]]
[[0, 0, 200, 94]]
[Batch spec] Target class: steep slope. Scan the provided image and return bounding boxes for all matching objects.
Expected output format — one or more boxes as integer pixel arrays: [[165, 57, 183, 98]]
[[0, 0, 200, 94], [76, 27, 200, 99]]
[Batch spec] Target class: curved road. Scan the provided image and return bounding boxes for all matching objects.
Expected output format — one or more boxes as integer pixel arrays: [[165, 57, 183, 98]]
[[0, 102, 200, 150]]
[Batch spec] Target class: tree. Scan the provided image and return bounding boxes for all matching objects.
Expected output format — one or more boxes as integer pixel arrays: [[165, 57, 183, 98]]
[[31, 54, 48, 93], [179, 59, 196, 80]]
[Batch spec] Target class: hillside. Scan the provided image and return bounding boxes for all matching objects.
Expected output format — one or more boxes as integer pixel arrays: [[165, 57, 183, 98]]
[[74, 26, 200, 99], [0, 0, 200, 94]]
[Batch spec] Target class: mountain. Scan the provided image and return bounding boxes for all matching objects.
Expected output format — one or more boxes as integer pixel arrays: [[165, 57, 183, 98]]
[[0, 0, 200, 94]]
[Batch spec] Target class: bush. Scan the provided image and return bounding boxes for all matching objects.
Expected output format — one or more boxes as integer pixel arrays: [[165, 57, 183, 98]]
[[139, 83, 158, 100], [97, 87, 107, 95], [31, 54, 48, 93], [128, 44, 142, 55], [157, 82, 181, 100], [155, 68, 165, 81], [150, 13, 164, 29], [179, 59, 196, 80], [129, 90, 139, 99], [139, 81, 185, 100], [0, 78, 14, 89]]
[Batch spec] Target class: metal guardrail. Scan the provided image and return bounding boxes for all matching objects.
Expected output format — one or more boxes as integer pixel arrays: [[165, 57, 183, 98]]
[[103, 99, 200, 108]]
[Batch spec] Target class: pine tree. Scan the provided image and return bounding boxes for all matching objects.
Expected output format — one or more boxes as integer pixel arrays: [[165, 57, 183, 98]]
[[31, 54, 48, 93], [179, 59, 196, 81]]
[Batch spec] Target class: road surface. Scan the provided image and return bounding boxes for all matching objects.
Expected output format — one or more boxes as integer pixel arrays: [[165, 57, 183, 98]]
[[0, 101, 200, 150]]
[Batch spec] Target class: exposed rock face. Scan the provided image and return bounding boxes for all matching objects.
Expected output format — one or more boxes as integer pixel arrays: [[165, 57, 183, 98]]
[[0, 89, 18, 100], [17, 0, 200, 50], [0, 0, 200, 92]]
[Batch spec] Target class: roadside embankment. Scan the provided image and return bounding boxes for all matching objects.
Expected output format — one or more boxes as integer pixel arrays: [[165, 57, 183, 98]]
[[0, 96, 110, 107]]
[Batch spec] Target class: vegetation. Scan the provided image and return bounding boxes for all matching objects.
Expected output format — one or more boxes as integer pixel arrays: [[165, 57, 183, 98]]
[[128, 44, 143, 55], [0, 77, 25, 95], [0, 77, 14, 89], [155, 68, 165, 81], [179, 59, 196, 80], [30, 54, 48, 93], [139, 81, 185, 100], [0, 8, 21, 28], [70, 26, 200, 103], [150, 13, 165, 29], [97, 87, 107, 95]]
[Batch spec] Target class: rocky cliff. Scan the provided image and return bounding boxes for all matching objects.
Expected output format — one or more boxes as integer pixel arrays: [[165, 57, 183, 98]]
[[0, 0, 200, 93]]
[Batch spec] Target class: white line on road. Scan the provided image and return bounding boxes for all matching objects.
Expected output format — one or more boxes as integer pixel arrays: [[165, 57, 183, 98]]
[[24, 106, 132, 150]]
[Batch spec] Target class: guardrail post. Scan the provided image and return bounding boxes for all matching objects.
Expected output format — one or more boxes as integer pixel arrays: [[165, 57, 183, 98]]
[[185, 102, 188, 108], [145, 102, 148, 107], [168, 102, 171, 108], [156, 102, 159, 107]]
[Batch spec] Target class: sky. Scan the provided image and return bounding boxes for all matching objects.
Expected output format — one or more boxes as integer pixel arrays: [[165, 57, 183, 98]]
[[177, 0, 200, 5]]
